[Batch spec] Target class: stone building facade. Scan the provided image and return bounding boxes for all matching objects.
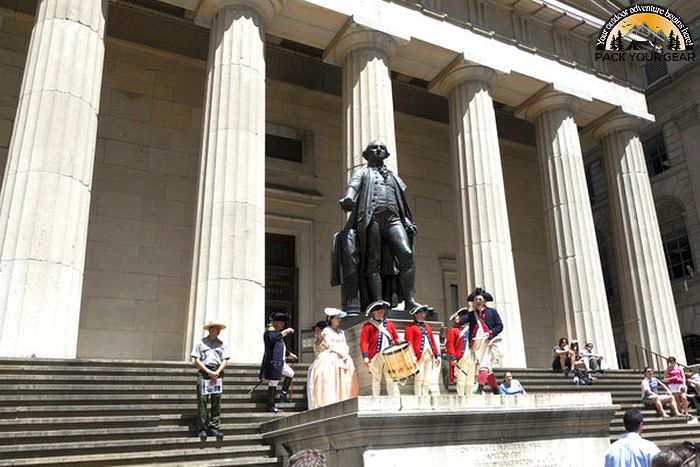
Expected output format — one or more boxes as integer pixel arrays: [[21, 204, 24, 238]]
[[0, 0, 695, 368]]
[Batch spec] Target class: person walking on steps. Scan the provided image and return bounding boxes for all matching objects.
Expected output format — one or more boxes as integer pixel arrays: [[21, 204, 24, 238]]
[[260, 312, 296, 413]]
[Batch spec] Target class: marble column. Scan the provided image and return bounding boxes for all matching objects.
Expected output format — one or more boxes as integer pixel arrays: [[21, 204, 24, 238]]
[[0, 0, 108, 358], [593, 110, 686, 363], [434, 64, 526, 367], [188, 0, 281, 363], [523, 92, 617, 368], [329, 28, 399, 176]]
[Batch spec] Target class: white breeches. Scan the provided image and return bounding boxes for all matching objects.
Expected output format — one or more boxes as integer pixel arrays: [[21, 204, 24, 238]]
[[369, 354, 399, 396]]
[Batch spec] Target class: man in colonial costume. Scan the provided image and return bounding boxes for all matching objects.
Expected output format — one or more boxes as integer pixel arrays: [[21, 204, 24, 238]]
[[465, 288, 503, 395], [360, 300, 401, 396], [404, 306, 440, 396], [191, 320, 230, 440], [260, 312, 296, 413], [446, 307, 472, 396]]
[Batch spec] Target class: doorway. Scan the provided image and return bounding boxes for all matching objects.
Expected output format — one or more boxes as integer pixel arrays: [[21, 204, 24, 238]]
[[265, 233, 298, 355]]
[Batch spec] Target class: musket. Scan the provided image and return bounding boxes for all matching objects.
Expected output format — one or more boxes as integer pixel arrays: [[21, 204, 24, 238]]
[[247, 379, 263, 395]]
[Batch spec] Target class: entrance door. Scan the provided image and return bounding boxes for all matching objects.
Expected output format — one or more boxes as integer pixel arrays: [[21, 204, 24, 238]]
[[265, 233, 298, 355]]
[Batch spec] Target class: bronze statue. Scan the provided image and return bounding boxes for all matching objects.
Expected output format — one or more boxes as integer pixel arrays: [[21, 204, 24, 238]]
[[331, 140, 428, 315]]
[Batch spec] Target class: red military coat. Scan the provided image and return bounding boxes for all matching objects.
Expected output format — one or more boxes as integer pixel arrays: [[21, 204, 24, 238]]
[[360, 319, 399, 360], [404, 321, 439, 361], [446, 325, 468, 362]]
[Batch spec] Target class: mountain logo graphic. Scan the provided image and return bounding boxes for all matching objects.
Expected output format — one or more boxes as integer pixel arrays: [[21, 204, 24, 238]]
[[595, 4, 694, 53]]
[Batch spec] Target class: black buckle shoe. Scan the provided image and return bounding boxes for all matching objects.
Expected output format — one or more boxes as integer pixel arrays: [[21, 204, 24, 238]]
[[198, 430, 207, 441], [492, 387, 500, 395], [279, 391, 289, 403]]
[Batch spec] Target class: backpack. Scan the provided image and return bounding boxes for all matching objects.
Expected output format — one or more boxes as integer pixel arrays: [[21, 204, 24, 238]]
[[573, 369, 594, 385]]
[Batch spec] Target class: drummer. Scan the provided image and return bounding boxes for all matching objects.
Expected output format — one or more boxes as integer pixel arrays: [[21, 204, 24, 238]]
[[360, 300, 401, 396], [404, 306, 440, 396]]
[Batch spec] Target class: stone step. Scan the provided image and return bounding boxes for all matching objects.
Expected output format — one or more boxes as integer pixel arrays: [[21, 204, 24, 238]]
[[0, 402, 306, 418], [138, 458, 279, 467], [0, 447, 278, 466], [0, 383, 308, 395], [0, 393, 308, 406], [0, 412, 288, 431], [0, 423, 262, 445], [0, 436, 272, 460]]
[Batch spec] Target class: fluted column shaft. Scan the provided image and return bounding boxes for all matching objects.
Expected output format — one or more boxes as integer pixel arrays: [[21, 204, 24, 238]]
[[530, 96, 617, 367], [444, 66, 526, 367], [188, 4, 267, 363], [338, 30, 399, 176], [0, 0, 107, 358], [596, 114, 686, 362]]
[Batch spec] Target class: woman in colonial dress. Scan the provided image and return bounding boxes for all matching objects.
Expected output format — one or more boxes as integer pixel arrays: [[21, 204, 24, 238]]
[[306, 320, 327, 410], [311, 308, 359, 408]]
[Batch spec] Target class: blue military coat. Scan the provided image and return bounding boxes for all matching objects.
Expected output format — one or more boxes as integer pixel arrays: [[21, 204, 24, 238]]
[[260, 326, 286, 381]]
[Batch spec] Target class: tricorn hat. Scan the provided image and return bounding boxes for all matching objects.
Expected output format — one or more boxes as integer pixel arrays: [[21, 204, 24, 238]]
[[365, 300, 391, 317], [269, 312, 290, 323], [409, 304, 430, 315], [324, 307, 347, 319], [467, 287, 494, 302], [203, 320, 227, 330], [449, 307, 470, 321]]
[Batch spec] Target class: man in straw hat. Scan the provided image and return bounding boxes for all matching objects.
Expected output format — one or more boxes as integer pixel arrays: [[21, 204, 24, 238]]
[[465, 287, 503, 395], [260, 312, 296, 413], [360, 300, 401, 396], [446, 307, 472, 396], [404, 306, 440, 396], [191, 320, 230, 441]]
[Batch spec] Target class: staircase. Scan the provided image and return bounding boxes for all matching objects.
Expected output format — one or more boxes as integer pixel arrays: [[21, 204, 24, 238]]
[[487, 368, 700, 445], [2, 360, 697, 466], [0, 358, 309, 466]]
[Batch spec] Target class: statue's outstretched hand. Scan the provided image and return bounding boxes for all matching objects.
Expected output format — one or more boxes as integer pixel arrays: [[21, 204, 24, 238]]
[[338, 197, 355, 212]]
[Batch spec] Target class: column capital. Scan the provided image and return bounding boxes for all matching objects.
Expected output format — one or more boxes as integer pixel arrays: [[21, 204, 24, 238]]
[[324, 20, 405, 65], [429, 58, 498, 96], [589, 107, 650, 141], [513, 85, 579, 121], [195, 0, 285, 28]]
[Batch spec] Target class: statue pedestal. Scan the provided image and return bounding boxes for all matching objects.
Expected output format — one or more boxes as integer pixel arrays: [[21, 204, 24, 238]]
[[344, 318, 445, 396], [260, 394, 616, 466]]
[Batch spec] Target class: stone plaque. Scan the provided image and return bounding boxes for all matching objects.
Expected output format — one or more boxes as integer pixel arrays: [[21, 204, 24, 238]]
[[363, 438, 609, 467]]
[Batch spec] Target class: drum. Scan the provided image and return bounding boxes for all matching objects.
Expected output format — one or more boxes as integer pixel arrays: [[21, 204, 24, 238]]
[[382, 343, 419, 384]]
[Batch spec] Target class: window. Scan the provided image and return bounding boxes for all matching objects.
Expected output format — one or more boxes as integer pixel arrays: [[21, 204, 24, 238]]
[[658, 201, 695, 280], [643, 133, 669, 176], [266, 134, 303, 163], [585, 162, 596, 204]]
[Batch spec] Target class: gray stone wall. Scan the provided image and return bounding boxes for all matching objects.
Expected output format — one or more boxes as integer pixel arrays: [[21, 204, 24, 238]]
[[78, 43, 204, 360]]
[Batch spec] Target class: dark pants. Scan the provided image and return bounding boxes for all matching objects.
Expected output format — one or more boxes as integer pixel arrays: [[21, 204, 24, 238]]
[[196, 372, 221, 432]]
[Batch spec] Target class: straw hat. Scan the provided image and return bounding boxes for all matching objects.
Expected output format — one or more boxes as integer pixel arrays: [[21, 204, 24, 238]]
[[203, 320, 226, 330]]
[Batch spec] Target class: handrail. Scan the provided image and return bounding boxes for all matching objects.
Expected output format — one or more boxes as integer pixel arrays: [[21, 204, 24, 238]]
[[626, 341, 691, 372]]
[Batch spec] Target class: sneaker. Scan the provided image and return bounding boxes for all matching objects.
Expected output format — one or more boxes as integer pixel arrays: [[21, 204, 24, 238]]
[[198, 430, 207, 441], [564, 370, 570, 377], [572, 376, 579, 385], [208, 429, 224, 439]]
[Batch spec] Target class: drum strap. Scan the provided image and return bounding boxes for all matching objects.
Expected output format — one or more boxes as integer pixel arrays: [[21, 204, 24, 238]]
[[370, 319, 394, 349]]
